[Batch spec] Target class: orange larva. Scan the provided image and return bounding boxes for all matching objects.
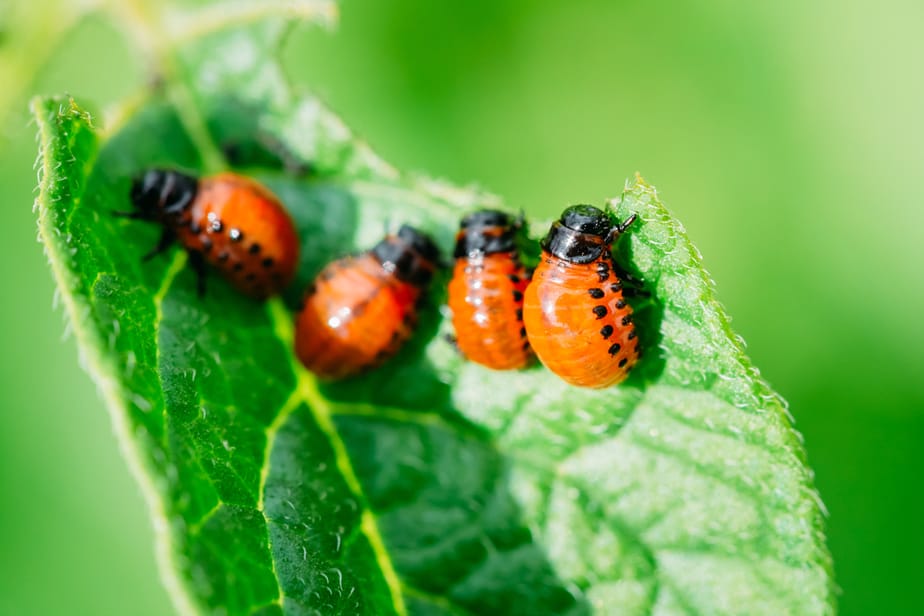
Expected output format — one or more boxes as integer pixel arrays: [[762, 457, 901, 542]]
[[124, 169, 299, 299], [294, 226, 440, 380], [523, 205, 639, 388], [447, 210, 533, 370]]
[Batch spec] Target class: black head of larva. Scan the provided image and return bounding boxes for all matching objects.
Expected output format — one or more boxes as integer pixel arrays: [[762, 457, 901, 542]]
[[372, 225, 441, 287], [542, 204, 615, 264], [460, 209, 511, 229], [560, 204, 613, 236], [129, 168, 198, 219], [398, 225, 441, 264], [454, 209, 518, 258]]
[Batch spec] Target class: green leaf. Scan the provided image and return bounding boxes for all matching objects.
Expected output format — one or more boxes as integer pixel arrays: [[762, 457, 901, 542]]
[[32, 6, 835, 616]]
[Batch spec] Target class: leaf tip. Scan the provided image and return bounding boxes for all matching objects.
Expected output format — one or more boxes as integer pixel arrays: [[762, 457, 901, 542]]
[[29, 94, 94, 129], [628, 172, 658, 198]]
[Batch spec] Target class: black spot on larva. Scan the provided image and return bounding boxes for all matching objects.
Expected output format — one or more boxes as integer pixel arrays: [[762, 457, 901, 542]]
[[627, 329, 637, 340], [597, 271, 610, 282], [515, 308, 523, 321], [249, 243, 261, 255], [233, 263, 244, 272], [593, 306, 607, 319], [201, 237, 212, 252], [615, 299, 627, 309], [600, 325, 614, 339], [618, 357, 628, 368], [588, 288, 605, 299], [608, 343, 621, 356], [513, 290, 523, 302], [519, 326, 527, 338], [190, 221, 202, 234], [229, 228, 243, 242], [522, 340, 531, 351], [610, 282, 622, 292], [262, 257, 274, 268], [211, 219, 223, 233], [622, 315, 633, 326], [245, 272, 257, 282], [217, 252, 229, 262], [508, 274, 520, 283]]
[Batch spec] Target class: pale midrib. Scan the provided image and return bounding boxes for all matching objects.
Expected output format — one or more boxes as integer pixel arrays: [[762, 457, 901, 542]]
[[264, 299, 409, 615]]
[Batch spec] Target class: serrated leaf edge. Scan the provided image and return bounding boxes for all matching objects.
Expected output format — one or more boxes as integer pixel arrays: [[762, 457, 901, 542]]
[[31, 96, 202, 616]]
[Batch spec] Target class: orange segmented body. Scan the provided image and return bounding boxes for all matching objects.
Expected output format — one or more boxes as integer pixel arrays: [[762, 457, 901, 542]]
[[447, 210, 532, 370], [294, 226, 440, 380], [126, 169, 299, 299], [523, 205, 639, 388]]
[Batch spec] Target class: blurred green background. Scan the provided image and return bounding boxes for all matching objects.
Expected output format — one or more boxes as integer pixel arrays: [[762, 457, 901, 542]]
[[1, 0, 921, 614]]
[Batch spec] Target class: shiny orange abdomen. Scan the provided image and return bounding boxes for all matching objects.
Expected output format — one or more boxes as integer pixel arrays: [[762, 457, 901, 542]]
[[523, 252, 639, 388], [294, 254, 421, 380], [447, 252, 532, 370], [174, 173, 300, 299]]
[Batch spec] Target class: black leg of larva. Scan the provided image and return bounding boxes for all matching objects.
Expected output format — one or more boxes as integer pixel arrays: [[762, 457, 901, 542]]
[[610, 260, 652, 298], [604, 213, 639, 244], [621, 286, 651, 299], [611, 259, 644, 287], [142, 228, 175, 262], [187, 250, 208, 297], [616, 213, 638, 234]]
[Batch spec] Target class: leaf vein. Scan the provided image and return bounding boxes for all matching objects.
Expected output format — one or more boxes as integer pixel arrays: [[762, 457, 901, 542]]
[[266, 299, 408, 615]]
